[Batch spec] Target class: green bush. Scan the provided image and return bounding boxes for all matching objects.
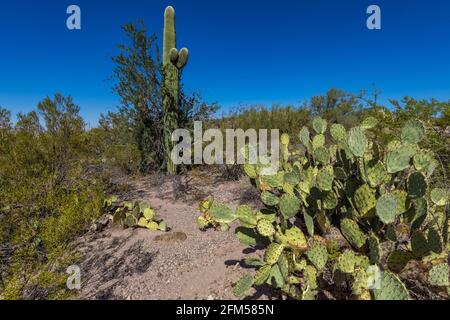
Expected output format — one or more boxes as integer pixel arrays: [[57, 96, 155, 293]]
[[0, 95, 106, 299]]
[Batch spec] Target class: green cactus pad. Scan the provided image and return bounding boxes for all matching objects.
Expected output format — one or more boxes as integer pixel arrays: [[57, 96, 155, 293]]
[[428, 263, 449, 287], [261, 172, 284, 189], [376, 194, 399, 224], [138, 217, 149, 228], [143, 208, 156, 221], [244, 258, 265, 268], [304, 211, 315, 237], [314, 147, 330, 165], [124, 214, 138, 228], [427, 227, 443, 254], [254, 265, 272, 285], [361, 116, 379, 130], [103, 195, 118, 208], [330, 123, 348, 143], [368, 234, 381, 264], [244, 163, 257, 179], [284, 171, 300, 186], [279, 194, 301, 219], [147, 221, 159, 231], [355, 255, 370, 270], [373, 272, 410, 300], [312, 117, 327, 134], [323, 191, 338, 210], [409, 197, 427, 227], [385, 224, 397, 242], [341, 219, 367, 249], [348, 127, 368, 157], [199, 197, 213, 213], [197, 216, 209, 230], [387, 139, 402, 152], [352, 267, 369, 296], [256, 209, 277, 223], [304, 265, 318, 290], [282, 182, 295, 195], [284, 226, 308, 250], [256, 219, 275, 237], [132, 206, 141, 219], [317, 212, 331, 232], [430, 188, 448, 206], [401, 120, 425, 145], [367, 162, 391, 188], [306, 242, 328, 271], [354, 184, 376, 217], [112, 210, 125, 224], [413, 149, 435, 172], [233, 274, 254, 297], [158, 220, 168, 232], [334, 167, 347, 180], [210, 202, 236, 224], [407, 172, 427, 199], [386, 145, 415, 173], [139, 201, 150, 213], [264, 243, 285, 265], [312, 134, 325, 150], [316, 166, 334, 192], [281, 133, 290, 145], [235, 227, 259, 246], [387, 251, 413, 273], [392, 190, 408, 214], [236, 205, 257, 227], [336, 250, 357, 274], [411, 230, 430, 258], [260, 191, 280, 206], [299, 126, 311, 149], [278, 253, 290, 280], [267, 264, 285, 289]]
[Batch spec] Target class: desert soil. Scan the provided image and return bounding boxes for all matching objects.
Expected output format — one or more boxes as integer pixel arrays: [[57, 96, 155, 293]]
[[73, 169, 271, 300]]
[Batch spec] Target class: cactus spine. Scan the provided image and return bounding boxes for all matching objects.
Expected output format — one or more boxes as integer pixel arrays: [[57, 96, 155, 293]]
[[163, 6, 189, 174]]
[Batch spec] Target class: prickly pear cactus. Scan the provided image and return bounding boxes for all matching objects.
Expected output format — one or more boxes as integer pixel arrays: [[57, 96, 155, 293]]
[[104, 198, 168, 232], [428, 264, 449, 287], [306, 241, 329, 270], [197, 117, 449, 300], [341, 219, 367, 250], [373, 272, 410, 300]]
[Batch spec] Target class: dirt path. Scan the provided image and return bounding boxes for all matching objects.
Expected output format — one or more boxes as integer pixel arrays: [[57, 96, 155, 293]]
[[74, 170, 269, 300]]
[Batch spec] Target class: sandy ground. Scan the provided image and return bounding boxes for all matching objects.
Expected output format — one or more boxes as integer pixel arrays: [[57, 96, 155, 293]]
[[74, 169, 271, 300]]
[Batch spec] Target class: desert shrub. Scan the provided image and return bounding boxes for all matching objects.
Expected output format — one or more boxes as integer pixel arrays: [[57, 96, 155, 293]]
[[198, 116, 449, 300], [215, 104, 311, 139], [0, 95, 106, 299], [88, 111, 141, 174]]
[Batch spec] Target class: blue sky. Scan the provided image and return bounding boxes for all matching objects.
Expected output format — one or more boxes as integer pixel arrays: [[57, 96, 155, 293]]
[[0, 0, 449, 125]]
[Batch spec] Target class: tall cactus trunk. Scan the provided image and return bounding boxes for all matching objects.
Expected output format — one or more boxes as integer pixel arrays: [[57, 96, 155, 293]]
[[162, 6, 189, 174], [163, 6, 179, 174]]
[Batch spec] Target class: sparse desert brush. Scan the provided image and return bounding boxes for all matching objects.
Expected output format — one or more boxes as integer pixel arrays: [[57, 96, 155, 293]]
[[0, 95, 106, 299]]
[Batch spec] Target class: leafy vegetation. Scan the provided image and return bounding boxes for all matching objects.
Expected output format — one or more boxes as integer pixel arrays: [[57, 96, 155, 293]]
[[0, 95, 106, 299]]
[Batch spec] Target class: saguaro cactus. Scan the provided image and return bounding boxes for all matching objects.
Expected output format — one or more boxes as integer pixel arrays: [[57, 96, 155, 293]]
[[163, 6, 189, 174]]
